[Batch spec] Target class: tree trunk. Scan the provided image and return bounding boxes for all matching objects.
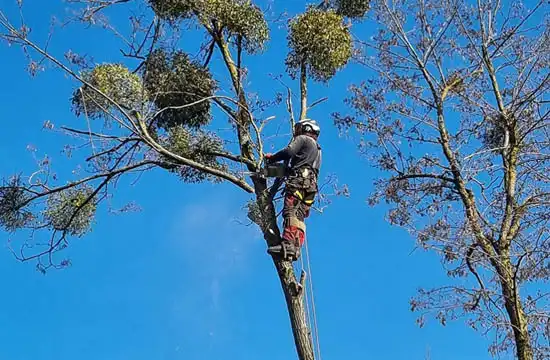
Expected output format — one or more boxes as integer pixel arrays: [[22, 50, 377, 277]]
[[275, 259, 315, 360], [499, 260, 534, 360], [252, 178, 315, 360]]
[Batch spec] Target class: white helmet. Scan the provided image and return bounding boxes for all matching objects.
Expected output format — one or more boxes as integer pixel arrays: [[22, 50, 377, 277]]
[[295, 118, 320, 136]]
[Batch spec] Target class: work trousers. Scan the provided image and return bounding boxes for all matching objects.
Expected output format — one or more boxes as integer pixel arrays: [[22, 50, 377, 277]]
[[281, 169, 317, 249]]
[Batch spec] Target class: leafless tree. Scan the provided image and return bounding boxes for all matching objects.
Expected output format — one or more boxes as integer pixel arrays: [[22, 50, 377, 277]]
[[335, 0, 549, 359]]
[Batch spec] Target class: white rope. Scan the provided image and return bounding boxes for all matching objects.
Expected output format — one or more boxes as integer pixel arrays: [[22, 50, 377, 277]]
[[304, 237, 322, 360], [299, 237, 322, 360], [299, 253, 314, 355]]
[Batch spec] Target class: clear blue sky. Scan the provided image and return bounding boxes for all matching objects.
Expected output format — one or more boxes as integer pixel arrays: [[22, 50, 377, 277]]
[[0, 1, 500, 359]]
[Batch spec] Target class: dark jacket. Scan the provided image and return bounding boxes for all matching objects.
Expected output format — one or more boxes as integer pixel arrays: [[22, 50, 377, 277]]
[[269, 135, 322, 174]]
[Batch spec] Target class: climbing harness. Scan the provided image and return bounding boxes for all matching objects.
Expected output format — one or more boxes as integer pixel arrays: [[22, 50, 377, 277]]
[[263, 137, 321, 262], [266, 167, 317, 262]]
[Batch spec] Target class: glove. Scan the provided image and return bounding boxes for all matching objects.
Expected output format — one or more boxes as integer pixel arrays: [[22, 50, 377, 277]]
[[265, 153, 274, 162]]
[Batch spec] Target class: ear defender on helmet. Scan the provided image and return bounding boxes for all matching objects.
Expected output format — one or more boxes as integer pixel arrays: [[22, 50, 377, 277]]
[[295, 119, 321, 136]]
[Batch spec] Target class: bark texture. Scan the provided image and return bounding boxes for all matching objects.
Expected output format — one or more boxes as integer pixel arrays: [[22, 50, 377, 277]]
[[276, 260, 315, 360]]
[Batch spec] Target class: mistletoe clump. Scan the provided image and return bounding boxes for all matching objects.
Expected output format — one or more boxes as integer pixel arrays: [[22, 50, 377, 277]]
[[44, 186, 97, 237], [480, 114, 507, 150], [204, 0, 269, 53], [72, 64, 144, 118], [0, 177, 33, 232], [149, 0, 269, 53], [163, 125, 227, 183], [334, 0, 370, 19], [286, 8, 352, 82], [144, 49, 216, 130], [148, 0, 197, 20]]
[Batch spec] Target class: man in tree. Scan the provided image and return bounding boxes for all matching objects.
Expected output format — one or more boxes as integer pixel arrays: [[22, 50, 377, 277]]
[[265, 119, 322, 261], [0, 0, 361, 358]]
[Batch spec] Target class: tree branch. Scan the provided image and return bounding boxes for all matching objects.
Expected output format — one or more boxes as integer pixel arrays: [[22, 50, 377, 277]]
[[393, 173, 456, 184], [21, 160, 159, 206], [466, 243, 486, 310], [206, 150, 257, 169], [299, 61, 307, 121], [135, 113, 254, 193]]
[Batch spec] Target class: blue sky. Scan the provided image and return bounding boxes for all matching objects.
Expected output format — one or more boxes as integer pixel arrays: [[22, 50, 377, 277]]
[[0, 1, 505, 359]]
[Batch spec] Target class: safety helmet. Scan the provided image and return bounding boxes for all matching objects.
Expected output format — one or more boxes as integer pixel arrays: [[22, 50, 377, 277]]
[[295, 118, 320, 136]]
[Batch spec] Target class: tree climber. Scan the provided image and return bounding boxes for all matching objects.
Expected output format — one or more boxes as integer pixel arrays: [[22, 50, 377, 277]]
[[265, 119, 322, 261]]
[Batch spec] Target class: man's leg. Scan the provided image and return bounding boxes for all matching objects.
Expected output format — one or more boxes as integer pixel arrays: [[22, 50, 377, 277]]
[[293, 190, 315, 249], [268, 188, 305, 260], [300, 191, 316, 219], [281, 214, 306, 258]]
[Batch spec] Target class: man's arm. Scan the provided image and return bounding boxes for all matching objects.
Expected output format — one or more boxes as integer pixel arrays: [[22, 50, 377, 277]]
[[268, 136, 305, 162]]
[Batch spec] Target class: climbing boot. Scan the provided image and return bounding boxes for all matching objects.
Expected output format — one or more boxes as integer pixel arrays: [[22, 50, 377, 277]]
[[267, 241, 298, 261]]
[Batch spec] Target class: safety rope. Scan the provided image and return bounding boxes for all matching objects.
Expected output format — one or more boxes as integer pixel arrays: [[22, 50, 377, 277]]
[[299, 254, 314, 352], [300, 238, 322, 360]]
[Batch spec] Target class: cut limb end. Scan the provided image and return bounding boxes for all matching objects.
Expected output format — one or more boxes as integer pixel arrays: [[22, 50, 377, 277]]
[[291, 270, 307, 297]]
